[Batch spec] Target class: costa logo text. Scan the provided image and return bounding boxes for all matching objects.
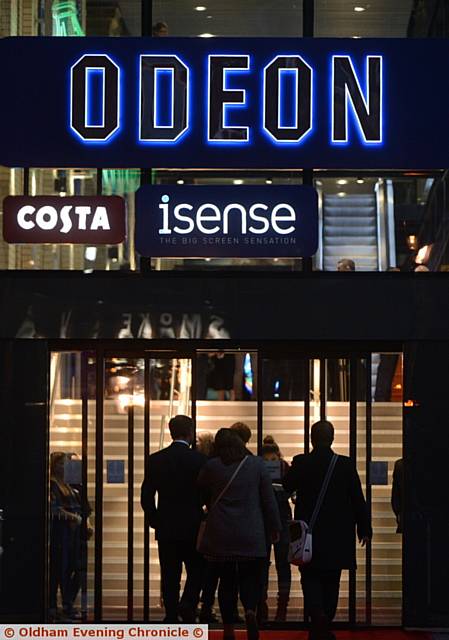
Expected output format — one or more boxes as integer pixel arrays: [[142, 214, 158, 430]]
[[3, 196, 126, 244]]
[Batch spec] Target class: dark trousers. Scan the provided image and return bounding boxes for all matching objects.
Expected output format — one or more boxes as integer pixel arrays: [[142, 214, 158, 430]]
[[201, 564, 220, 609], [215, 559, 265, 624], [201, 562, 239, 611], [261, 522, 291, 602], [300, 568, 342, 622], [157, 539, 204, 621], [49, 522, 80, 612]]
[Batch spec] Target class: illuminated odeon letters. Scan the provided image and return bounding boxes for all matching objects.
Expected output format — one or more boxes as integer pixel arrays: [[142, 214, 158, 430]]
[[70, 54, 120, 141], [332, 55, 382, 144], [69, 52, 383, 146], [263, 56, 313, 143], [208, 55, 250, 142], [158, 195, 296, 236], [140, 55, 189, 142]]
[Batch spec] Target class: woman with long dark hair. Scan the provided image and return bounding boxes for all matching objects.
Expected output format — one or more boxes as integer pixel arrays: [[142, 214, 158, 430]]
[[197, 428, 281, 640]]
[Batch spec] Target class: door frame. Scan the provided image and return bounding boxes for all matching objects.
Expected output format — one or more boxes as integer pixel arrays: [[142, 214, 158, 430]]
[[48, 339, 403, 627]]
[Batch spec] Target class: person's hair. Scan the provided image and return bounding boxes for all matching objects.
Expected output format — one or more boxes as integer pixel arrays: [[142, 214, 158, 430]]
[[50, 451, 66, 476], [50, 451, 71, 496], [152, 21, 168, 35], [214, 428, 246, 465], [263, 434, 282, 456], [337, 258, 355, 271], [230, 421, 252, 444], [197, 432, 215, 457], [261, 443, 280, 459], [311, 420, 335, 447], [169, 415, 193, 440]]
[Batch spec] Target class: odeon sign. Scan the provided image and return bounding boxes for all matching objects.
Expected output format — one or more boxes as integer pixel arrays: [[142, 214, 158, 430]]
[[0, 37, 448, 168], [69, 53, 381, 146]]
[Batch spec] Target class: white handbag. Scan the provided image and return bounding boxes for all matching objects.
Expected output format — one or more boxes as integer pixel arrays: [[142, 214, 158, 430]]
[[288, 454, 338, 567]]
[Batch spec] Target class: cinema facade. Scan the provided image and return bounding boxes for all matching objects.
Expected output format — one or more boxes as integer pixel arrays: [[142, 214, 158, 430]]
[[0, 0, 449, 632]]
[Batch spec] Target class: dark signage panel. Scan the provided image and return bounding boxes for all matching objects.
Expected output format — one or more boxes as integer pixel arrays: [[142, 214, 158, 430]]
[[0, 37, 448, 169], [135, 185, 318, 258], [3, 196, 126, 244]]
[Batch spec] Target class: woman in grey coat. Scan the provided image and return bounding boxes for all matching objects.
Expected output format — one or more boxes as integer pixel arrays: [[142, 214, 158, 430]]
[[197, 428, 281, 640]]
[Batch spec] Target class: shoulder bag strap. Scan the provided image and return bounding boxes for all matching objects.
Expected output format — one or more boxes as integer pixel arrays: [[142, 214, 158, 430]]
[[209, 455, 248, 513], [309, 454, 339, 532]]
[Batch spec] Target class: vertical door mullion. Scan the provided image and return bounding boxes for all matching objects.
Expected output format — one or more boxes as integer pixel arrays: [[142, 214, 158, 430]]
[[304, 357, 311, 623], [320, 358, 326, 420], [349, 358, 358, 626], [191, 353, 197, 447], [143, 356, 151, 621], [304, 358, 310, 454], [80, 352, 89, 621], [94, 349, 104, 621], [365, 354, 373, 625], [127, 377, 135, 620], [257, 350, 263, 455]]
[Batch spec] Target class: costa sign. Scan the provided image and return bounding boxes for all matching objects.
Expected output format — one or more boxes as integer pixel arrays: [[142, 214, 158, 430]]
[[0, 37, 448, 168], [135, 185, 318, 258], [3, 196, 126, 244]]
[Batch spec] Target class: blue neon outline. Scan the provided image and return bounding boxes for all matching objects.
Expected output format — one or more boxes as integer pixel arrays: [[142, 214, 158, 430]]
[[138, 53, 190, 144], [154, 67, 175, 129], [330, 54, 383, 147], [262, 54, 314, 145], [207, 54, 251, 145], [69, 53, 121, 144]]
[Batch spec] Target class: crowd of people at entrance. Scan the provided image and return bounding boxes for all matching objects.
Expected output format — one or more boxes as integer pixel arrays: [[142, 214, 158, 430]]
[[141, 415, 372, 640]]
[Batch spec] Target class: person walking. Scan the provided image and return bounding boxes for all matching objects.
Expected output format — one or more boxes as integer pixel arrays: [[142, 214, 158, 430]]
[[141, 415, 207, 623], [283, 420, 372, 640], [258, 438, 292, 623], [197, 428, 281, 640]]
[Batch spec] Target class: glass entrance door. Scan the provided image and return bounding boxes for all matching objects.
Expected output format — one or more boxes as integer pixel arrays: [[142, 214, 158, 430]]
[[48, 346, 402, 626]]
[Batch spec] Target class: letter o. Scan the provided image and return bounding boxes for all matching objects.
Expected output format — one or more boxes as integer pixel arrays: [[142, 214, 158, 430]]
[[36, 206, 58, 230]]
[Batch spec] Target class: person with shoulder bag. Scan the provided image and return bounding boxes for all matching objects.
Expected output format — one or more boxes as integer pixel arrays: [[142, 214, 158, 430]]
[[197, 428, 281, 640], [283, 421, 372, 640]]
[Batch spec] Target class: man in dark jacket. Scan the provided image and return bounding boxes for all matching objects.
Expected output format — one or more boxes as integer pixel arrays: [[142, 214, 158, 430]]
[[141, 415, 207, 623], [283, 420, 372, 640]]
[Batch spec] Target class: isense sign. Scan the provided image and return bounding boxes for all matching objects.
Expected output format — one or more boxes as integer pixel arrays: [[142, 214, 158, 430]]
[[135, 185, 318, 258]]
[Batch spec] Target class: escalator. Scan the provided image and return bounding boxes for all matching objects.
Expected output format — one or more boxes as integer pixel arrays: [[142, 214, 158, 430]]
[[317, 179, 396, 272]]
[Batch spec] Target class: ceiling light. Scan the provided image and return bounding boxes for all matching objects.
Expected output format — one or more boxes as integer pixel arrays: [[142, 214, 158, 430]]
[[337, 191, 346, 198], [352, 36, 361, 39], [265, 179, 273, 184], [356, 178, 365, 184], [195, 5, 207, 10], [336, 179, 348, 185], [177, 179, 184, 184], [233, 179, 244, 185], [354, 6, 365, 12], [199, 32, 214, 37]]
